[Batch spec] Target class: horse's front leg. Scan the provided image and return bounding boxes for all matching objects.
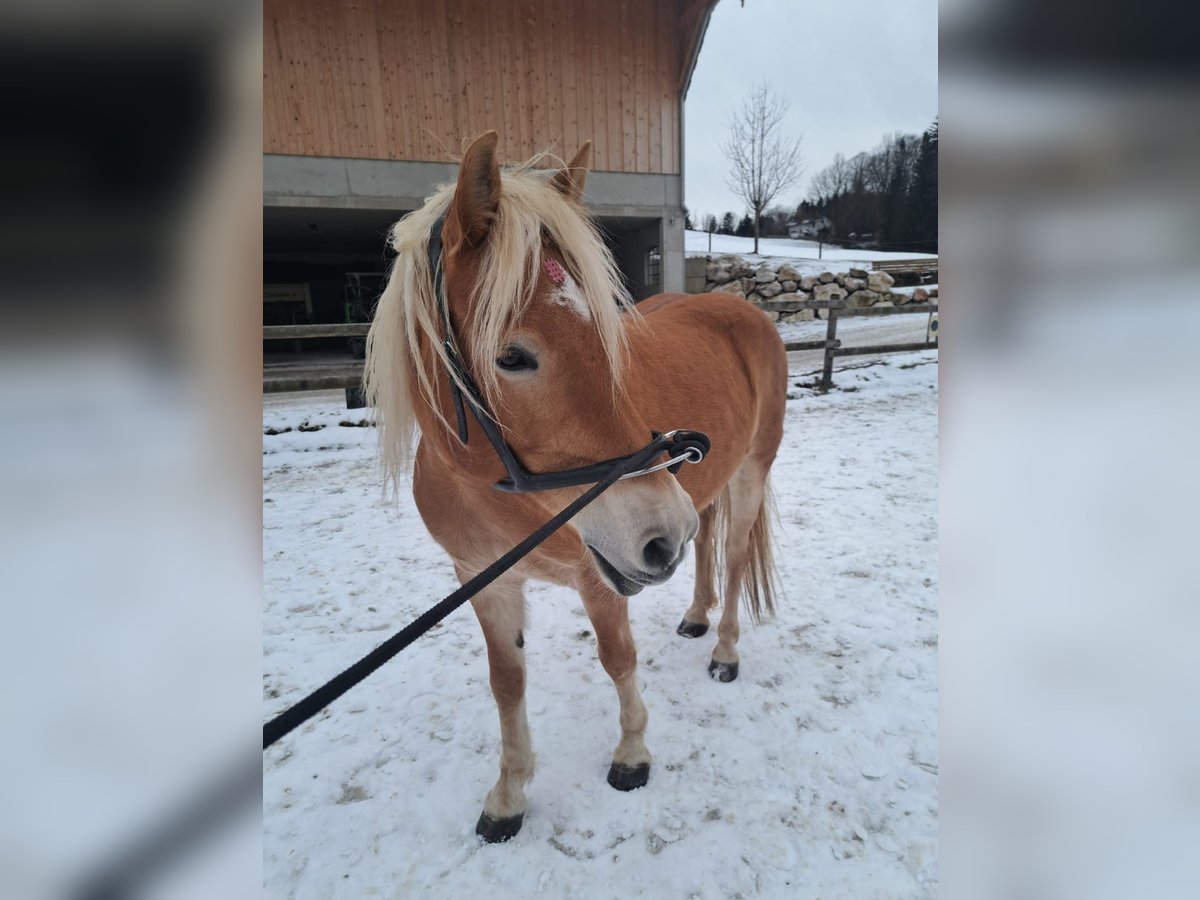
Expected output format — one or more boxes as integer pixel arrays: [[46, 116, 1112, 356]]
[[579, 580, 651, 791], [462, 567, 533, 843], [678, 501, 717, 637]]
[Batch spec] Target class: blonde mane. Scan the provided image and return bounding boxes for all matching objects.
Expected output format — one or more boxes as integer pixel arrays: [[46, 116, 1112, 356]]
[[364, 160, 636, 489]]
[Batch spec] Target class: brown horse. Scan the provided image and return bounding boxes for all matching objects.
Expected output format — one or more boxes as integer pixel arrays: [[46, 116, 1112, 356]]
[[365, 131, 787, 842]]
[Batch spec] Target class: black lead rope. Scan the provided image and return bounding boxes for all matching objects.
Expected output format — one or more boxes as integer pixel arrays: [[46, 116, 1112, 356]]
[[262, 432, 674, 750]]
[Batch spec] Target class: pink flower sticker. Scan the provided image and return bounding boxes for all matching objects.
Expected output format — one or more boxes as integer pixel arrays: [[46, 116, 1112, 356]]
[[543, 258, 567, 286]]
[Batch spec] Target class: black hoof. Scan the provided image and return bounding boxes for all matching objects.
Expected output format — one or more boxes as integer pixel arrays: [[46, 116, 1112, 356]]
[[475, 811, 524, 843], [607, 762, 651, 792], [708, 660, 739, 682], [676, 619, 709, 638]]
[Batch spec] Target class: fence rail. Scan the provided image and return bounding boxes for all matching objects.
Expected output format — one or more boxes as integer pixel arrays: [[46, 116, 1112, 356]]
[[262, 299, 938, 395], [264, 323, 370, 340], [782, 338, 840, 352], [832, 340, 937, 359], [841, 302, 937, 318], [774, 298, 938, 390], [263, 323, 369, 396], [264, 368, 364, 394], [762, 298, 845, 312], [872, 258, 938, 274]]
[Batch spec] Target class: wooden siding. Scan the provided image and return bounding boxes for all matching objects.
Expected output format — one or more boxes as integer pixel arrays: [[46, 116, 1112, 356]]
[[264, 0, 687, 174]]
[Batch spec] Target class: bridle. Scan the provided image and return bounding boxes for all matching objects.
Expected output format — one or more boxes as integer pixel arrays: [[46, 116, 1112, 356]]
[[427, 216, 710, 493]]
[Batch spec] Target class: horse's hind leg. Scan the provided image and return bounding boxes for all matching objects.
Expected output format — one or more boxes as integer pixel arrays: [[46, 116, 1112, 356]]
[[710, 461, 769, 683], [677, 502, 718, 638], [463, 567, 533, 843], [579, 581, 652, 791]]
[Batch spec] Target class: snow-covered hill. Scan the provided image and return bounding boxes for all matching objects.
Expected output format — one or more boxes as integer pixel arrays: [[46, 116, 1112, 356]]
[[686, 229, 936, 266]]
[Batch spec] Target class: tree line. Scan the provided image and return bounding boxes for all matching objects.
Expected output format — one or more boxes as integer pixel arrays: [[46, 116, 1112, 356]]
[[688, 118, 938, 254], [803, 119, 937, 252]]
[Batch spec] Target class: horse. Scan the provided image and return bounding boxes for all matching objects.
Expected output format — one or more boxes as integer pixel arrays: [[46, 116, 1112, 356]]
[[365, 131, 787, 843]]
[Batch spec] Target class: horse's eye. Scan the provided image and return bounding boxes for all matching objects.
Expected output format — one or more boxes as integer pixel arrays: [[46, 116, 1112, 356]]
[[496, 346, 537, 372]]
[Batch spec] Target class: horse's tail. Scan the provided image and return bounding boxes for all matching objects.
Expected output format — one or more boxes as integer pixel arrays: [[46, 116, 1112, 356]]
[[741, 479, 780, 625], [709, 477, 780, 625]]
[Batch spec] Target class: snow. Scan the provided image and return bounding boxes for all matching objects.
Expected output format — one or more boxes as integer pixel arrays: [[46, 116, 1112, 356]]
[[685, 230, 937, 271], [264, 351, 939, 897]]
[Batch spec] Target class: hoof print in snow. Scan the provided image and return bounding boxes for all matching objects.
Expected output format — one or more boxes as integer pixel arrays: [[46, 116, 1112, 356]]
[[675, 619, 708, 638], [607, 762, 650, 791], [336, 783, 368, 804], [476, 811, 524, 843], [708, 660, 739, 682]]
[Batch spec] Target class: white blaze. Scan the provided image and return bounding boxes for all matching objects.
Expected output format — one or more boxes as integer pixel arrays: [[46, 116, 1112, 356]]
[[549, 274, 591, 321]]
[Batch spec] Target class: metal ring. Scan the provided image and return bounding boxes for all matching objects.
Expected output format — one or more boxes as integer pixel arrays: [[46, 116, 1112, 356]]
[[618, 447, 704, 481]]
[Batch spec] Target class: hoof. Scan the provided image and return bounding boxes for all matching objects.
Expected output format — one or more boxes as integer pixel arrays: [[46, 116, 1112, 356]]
[[475, 811, 524, 843], [676, 619, 709, 638], [607, 762, 651, 792], [708, 659, 739, 682]]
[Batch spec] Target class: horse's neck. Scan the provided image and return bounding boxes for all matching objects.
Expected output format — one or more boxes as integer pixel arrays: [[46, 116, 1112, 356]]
[[409, 346, 505, 490]]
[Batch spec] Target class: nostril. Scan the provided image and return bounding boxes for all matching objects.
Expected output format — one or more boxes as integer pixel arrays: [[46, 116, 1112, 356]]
[[642, 535, 676, 572]]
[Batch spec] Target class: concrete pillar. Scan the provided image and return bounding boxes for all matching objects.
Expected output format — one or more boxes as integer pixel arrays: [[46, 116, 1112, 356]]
[[662, 208, 685, 293], [684, 257, 707, 293]]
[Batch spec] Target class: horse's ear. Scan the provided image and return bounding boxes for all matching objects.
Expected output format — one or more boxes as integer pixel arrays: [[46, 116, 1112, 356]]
[[449, 131, 501, 247], [552, 140, 591, 204]]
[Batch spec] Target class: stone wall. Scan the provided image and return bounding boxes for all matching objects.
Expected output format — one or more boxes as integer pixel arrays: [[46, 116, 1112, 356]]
[[690, 254, 937, 323]]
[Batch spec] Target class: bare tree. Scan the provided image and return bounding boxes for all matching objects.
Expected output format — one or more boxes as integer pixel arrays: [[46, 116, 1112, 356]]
[[808, 152, 851, 204], [721, 81, 804, 254]]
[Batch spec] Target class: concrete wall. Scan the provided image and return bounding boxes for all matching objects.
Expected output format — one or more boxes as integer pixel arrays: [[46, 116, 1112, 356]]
[[662, 209, 685, 296], [264, 154, 684, 293], [684, 257, 707, 294]]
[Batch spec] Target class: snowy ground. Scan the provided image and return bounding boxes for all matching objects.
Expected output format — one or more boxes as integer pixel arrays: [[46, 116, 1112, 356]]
[[263, 340, 939, 898], [686, 230, 937, 273]]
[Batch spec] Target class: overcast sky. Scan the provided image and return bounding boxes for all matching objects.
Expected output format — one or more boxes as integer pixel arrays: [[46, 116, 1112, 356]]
[[683, 0, 937, 223]]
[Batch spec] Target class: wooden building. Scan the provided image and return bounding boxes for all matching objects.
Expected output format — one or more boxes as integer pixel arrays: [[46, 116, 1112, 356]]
[[264, 0, 717, 340]]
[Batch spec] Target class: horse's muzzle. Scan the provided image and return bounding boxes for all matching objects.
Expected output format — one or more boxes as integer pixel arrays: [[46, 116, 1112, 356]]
[[588, 544, 685, 596]]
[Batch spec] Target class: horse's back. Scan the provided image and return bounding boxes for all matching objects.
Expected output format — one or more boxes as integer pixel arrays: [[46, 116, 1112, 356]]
[[630, 291, 787, 502], [637, 291, 782, 343], [636, 291, 787, 386]]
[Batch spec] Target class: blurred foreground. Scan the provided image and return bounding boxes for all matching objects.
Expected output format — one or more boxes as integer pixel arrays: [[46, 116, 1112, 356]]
[[0, 4, 262, 898], [941, 1, 1200, 897]]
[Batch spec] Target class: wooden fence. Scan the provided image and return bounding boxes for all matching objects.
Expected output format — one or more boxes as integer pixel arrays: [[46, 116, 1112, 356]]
[[264, 324, 368, 394], [263, 324, 370, 341], [764, 297, 939, 391], [263, 301, 938, 394], [871, 258, 939, 280]]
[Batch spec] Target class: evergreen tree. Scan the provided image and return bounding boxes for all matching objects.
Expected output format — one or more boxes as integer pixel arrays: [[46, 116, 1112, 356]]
[[720, 212, 736, 235], [683, 205, 695, 230], [910, 119, 938, 253]]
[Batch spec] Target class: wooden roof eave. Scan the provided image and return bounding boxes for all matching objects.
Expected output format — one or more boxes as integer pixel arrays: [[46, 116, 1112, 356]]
[[678, 0, 718, 96]]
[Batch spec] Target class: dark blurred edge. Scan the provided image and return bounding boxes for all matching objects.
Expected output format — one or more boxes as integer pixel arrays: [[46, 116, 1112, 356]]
[[942, 0, 1200, 74], [70, 760, 260, 900], [0, 4, 264, 899], [0, 29, 224, 345], [941, 1, 1200, 898]]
